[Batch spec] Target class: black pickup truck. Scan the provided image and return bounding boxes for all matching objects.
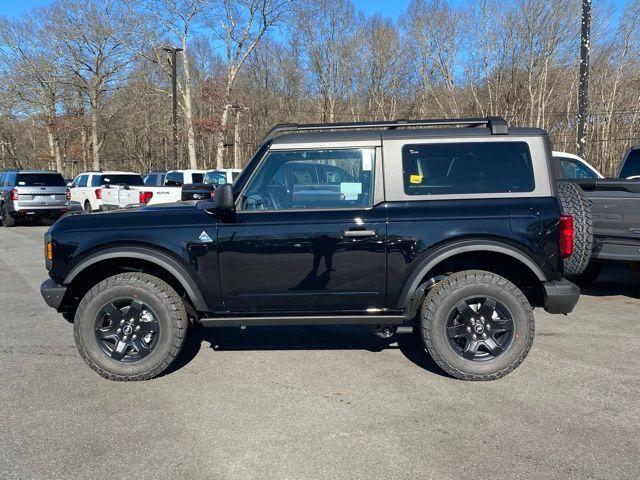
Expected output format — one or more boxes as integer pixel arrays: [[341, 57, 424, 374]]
[[41, 117, 581, 382], [559, 146, 640, 283]]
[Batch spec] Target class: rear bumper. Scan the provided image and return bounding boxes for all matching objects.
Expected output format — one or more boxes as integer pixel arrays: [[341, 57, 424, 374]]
[[40, 279, 68, 310], [592, 237, 640, 262], [542, 279, 580, 314], [10, 206, 69, 218]]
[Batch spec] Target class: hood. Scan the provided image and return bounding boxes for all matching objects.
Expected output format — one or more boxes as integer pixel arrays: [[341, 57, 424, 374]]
[[49, 201, 216, 235]]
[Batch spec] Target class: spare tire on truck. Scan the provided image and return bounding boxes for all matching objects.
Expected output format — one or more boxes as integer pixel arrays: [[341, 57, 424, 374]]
[[557, 181, 593, 277]]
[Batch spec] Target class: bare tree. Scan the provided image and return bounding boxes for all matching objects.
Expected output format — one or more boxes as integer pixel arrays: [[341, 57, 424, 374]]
[[53, 0, 143, 170], [208, 0, 290, 169], [0, 12, 65, 172]]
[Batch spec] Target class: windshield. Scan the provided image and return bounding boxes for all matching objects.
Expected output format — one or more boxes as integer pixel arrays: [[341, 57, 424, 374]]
[[204, 172, 227, 186], [99, 174, 144, 186], [620, 149, 640, 178], [558, 157, 598, 180], [16, 173, 66, 187]]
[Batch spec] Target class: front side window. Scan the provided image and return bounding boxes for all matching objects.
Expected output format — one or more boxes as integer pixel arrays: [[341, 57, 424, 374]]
[[143, 174, 157, 186], [76, 175, 88, 187], [620, 149, 640, 178], [559, 158, 598, 179], [402, 142, 535, 195], [0, 174, 5, 186], [241, 148, 375, 211]]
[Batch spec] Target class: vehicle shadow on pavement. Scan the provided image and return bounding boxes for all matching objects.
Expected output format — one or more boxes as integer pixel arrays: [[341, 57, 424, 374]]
[[164, 324, 450, 378], [580, 263, 640, 300]]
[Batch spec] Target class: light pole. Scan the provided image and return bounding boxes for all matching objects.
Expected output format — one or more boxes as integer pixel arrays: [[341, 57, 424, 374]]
[[163, 46, 183, 170]]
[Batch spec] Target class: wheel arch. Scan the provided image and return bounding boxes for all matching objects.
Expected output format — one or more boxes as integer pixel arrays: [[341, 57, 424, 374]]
[[397, 240, 548, 317], [64, 246, 211, 312]]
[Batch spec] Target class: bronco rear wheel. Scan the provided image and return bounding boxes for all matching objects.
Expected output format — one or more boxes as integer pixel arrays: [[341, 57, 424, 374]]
[[74, 272, 187, 381], [420, 270, 534, 381]]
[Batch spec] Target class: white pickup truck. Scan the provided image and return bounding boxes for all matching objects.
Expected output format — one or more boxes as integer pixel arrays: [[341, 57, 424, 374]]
[[100, 170, 207, 209]]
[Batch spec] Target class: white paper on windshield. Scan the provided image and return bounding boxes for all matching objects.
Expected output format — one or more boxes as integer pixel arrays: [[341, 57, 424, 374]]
[[362, 149, 373, 171], [341, 182, 362, 201]]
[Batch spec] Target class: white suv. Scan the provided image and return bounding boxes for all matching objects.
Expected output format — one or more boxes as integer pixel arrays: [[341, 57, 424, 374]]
[[69, 171, 143, 212]]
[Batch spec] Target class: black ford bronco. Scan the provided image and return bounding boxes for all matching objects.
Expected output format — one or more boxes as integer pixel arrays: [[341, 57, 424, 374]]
[[41, 117, 581, 381]]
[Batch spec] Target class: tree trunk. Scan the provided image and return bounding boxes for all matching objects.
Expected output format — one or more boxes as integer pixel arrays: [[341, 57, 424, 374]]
[[181, 43, 198, 170], [214, 103, 231, 170], [90, 106, 100, 171], [45, 122, 63, 173]]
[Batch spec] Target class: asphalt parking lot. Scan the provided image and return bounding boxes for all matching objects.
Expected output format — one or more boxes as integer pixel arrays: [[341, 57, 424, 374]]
[[1, 224, 639, 480]]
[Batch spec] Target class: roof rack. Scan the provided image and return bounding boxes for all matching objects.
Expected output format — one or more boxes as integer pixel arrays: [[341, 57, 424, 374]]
[[260, 116, 508, 145]]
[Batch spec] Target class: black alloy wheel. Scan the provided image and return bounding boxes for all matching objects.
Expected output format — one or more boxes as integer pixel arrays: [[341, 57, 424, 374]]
[[94, 299, 160, 362], [446, 297, 514, 361]]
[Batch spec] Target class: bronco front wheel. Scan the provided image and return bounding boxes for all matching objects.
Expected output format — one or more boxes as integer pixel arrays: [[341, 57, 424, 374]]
[[420, 270, 535, 381], [74, 273, 188, 381]]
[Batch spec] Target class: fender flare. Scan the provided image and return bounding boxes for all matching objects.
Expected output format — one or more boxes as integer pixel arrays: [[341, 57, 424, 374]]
[[396, 240, 548, 311], [64, 246, 210, 312]]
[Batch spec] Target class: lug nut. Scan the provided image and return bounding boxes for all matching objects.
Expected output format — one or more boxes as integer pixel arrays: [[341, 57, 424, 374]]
[[466, 326, 472, 333], [480, 317, 485, 321], [472, 334, 477, 340], [122, 335, 128, 341], [120, 319, 125, 325], [486, 324, 491, 331], [482, 333, 487, 339], [135, 325, 141, 332], [117, 328, 122, 333], [132, 335, 137, 340]]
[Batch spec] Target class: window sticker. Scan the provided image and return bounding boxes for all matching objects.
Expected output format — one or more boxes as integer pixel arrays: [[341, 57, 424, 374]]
[[340, 182, 362, 200], [362, 149, 373, 171], [409, 174, 423, 184]]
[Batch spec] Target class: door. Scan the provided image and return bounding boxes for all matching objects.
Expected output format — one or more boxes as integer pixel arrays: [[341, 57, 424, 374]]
[[218, 146, 386, 314]]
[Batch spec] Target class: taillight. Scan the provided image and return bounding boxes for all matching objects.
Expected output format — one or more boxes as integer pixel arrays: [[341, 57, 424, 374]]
[[65, 188, 71, 200], [139, 191, 153, 204], [210, 190, 216, 200], [95, 188, 102, 200], [559, 214, 574, 258], [10, 189, 18, 201]]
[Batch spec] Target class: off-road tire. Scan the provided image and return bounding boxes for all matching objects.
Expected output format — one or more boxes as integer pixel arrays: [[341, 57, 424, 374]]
[[420, 270, 535, 381], [1, 203, 16, 227], [557, 181, 593, 276], [74, 272, 187, 381]]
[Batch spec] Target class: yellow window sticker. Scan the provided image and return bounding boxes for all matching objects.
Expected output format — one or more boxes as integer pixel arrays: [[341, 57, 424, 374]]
[[410, 174, 423, 184]]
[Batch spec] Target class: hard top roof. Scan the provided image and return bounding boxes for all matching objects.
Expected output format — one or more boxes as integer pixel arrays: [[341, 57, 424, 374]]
[[270, 126, 547, 147]]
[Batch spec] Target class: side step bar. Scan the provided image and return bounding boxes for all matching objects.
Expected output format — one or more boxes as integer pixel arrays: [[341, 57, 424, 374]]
[[200, 315, 406, 328]]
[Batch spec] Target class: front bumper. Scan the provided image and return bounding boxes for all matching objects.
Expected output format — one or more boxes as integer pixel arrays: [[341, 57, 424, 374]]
[[542, 279, 580, 314], [40, 279, 68, 310]]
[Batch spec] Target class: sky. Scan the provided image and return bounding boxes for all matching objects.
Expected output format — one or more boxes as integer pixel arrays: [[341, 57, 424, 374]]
[[0, 0, 418, 19], [0, 0, 629, 21]]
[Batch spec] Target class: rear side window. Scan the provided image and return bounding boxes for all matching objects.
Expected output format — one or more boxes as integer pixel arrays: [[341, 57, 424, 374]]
[[0, 173, 5, 186], [620, 149, 640, 178], [402, 142, 535, 195], [191, 173, 204, 184], [16, 173, 66, 187]]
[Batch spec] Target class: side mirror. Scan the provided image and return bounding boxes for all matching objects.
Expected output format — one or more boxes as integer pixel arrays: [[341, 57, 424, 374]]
[[213, 183, 235, 213]]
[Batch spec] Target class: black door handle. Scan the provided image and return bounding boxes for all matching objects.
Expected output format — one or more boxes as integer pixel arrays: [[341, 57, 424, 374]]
[[343, 228, 377, 238]]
